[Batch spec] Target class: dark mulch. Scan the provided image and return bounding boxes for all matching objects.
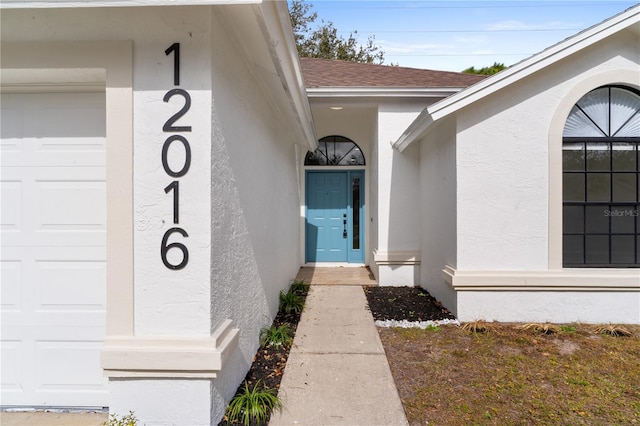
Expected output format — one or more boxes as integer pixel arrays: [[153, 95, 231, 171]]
[[218, 287, 307, 426], [364, 286, 456, 322]]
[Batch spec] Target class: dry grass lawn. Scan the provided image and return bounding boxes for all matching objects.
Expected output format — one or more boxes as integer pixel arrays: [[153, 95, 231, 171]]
[[380, 323, 640, 425]]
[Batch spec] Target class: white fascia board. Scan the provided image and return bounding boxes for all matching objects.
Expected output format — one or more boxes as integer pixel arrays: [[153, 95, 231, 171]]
[[393, 4, 640, 152], [428, 5, 640, 122], [255, 1, 317, 150], [0, 0, 258, 8], [393, 108, 432, 152], [307, 87, 464, 99]]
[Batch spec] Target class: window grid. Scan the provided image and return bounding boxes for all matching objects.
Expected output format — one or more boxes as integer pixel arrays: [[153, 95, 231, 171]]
[[563, 138, 640, 267]]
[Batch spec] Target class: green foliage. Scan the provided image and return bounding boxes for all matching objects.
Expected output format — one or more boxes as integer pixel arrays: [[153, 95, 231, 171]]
[[279, 288, 305, 314], [290, 279, 310, 295], [289, 0, 386, 64], [103, 411, 137, 426], [260, 323, 294, 348], [462, 61, 507, 75], [225, 380, 282, 426]]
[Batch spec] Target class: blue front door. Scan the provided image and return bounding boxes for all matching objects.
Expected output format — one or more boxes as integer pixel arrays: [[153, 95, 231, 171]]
[[306, 171, 364, 263]]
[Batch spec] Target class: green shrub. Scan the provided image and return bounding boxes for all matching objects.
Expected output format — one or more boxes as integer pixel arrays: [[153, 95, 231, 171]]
[[290, 279, 310, 295], [225, 380, 282, 426], [279, 289, 304, 314], [259, 323, 294, 348]]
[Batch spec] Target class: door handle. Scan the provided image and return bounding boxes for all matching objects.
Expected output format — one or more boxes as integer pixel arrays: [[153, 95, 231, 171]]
[[343, 213, 347, 238]]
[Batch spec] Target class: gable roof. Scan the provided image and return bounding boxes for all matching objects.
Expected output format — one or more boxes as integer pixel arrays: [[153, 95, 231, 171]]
[[393, 4, 640, 152], [300, 57, 486, 88]]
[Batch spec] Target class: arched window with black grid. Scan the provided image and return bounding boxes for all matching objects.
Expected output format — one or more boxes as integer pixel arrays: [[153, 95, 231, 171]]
[[304, 135, 365, 166], [562, 85, 640, 267]]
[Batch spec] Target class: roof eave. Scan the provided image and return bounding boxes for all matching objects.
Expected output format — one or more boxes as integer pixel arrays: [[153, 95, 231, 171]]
[[0, 0, 259, 8], [392, 109, 433, 152], [253, 1, 317, 150], [307, 86, 466, 99]]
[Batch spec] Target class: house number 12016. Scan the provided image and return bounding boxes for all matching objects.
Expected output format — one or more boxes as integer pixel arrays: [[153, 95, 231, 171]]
[[161, 43, 190, 270]]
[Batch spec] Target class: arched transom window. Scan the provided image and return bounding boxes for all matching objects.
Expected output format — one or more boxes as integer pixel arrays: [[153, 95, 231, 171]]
[[562, 85, 640, 267], [304, 135, 365, 166]]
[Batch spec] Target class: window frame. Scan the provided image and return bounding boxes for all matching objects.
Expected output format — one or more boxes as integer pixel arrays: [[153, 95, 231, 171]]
[[562, 85, 640, 268]]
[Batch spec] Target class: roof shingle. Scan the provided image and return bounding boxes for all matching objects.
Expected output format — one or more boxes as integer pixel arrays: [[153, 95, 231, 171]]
[[300, 57, 486, 88]]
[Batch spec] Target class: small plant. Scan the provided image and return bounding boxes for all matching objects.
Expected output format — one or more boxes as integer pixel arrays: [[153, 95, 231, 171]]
[[560, 325, 577, 333], [461, 320, 494, 334], [594, 324, 633, 337], [518, 322, 560, 335], [425, 324, 440, 332], [225, 380, 282, 426], [103, 411, 137, 426], [259, 323, 294, 348], [290, 279, 310, 295], [279, 288, 304, 314]]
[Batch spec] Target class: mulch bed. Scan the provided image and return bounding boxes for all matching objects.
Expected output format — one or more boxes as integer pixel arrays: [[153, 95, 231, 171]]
[[218, 287, 308, 426], [363, 286, 456, 322]]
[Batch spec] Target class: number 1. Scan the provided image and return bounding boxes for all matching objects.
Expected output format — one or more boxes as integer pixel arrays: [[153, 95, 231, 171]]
[[165, 43, 180, 86], [164, 180, 180, 224]]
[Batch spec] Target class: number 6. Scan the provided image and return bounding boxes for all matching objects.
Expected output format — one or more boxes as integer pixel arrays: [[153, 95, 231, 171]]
[[161, 227, 189, 270]]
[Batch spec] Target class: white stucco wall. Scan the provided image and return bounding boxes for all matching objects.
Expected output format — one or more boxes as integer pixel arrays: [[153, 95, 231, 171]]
[[375, 103, 424, 284], [457, 291, 640, 324], [456, 30, 640, 272], [377, 104, 423, 251], [2, 5, 303, 423], [207, 6, 302, 413], [419, 116, 458, 314]]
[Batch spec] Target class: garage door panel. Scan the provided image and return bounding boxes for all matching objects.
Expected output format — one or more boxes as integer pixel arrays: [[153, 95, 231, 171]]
[[35, 261, 106, 311], [1, 92, 106, 168], [0, 180, 22, 232], [1, 335, 107, 406], [0, 260, 22, 312], [0, 91, 108, 407], [1, 167, 106, 247], [38, 180, 106, 230], [0, 340, 24, 392], [35, 339, 106, 387]]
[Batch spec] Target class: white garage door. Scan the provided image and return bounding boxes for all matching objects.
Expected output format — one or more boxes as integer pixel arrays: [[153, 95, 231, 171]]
[[1, 91, 109, 407]]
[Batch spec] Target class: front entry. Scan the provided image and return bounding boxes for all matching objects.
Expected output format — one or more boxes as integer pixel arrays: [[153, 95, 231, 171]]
[[306, 171, 364, 263]]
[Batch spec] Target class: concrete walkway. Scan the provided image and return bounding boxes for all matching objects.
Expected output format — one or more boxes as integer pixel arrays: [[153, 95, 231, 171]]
[[269, 285, 408, 426]]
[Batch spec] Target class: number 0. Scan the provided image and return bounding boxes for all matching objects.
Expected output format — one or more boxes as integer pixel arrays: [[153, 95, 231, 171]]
[[162, 135, 191, 177]]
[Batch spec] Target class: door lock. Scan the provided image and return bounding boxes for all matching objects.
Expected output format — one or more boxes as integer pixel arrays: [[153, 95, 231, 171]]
[[343, 213, 347, 238]]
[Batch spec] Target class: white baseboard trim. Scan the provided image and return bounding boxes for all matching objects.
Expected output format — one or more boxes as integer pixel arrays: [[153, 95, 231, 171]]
[[373, 250, 421, 265], [101, 319, 239, 378], [443, 265, 640, 291]]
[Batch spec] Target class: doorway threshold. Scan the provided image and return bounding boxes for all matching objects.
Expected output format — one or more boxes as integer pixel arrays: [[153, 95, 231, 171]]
[[304, 262, 365, 268]]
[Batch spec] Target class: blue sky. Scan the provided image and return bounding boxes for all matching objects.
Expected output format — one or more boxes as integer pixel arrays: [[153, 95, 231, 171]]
[[303, 1, 638, 72]]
